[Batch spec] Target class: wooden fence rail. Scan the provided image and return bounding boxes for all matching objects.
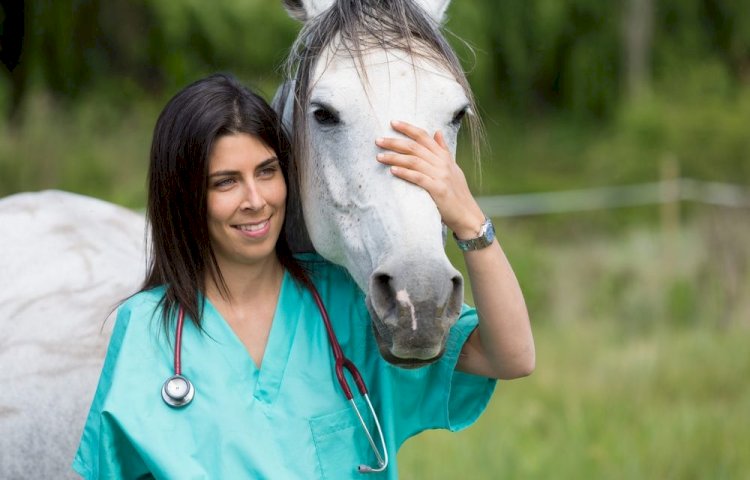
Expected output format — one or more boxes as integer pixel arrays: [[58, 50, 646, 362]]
[[477, 178, 750, 217]]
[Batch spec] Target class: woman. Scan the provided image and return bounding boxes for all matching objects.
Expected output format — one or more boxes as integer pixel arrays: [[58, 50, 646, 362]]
[[73, 73, 534, 479]]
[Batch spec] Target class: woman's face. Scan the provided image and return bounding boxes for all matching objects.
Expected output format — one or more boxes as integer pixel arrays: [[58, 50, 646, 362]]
[[206, 133, 286, 269]]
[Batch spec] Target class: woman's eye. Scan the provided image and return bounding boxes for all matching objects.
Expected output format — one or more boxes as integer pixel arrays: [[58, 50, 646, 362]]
[[258, 166, 278, 178], [213, 178, 235, 188]]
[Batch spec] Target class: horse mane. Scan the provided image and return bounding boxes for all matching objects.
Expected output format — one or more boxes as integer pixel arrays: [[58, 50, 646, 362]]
[[280, 0, 483, 253]]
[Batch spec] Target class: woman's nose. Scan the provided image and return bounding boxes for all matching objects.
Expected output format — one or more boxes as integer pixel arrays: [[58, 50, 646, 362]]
[[240, 184, 266, 211]]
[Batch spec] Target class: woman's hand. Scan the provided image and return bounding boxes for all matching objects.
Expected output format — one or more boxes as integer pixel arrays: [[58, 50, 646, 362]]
[[375, 120, 485, 239]]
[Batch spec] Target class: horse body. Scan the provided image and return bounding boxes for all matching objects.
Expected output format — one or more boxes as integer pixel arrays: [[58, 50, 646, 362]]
[[0, 0, 473, 476], [0, 191, 145, 478]]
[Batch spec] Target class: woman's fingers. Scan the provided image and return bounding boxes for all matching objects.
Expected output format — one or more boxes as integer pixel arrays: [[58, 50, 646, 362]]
[[387, 164, 437, 192], [375, 120, 452, 180], [375, 136, 435, 164], [376, 152, 437, 176], [434, 130, 449, 152], [380, 120, 449, 159]]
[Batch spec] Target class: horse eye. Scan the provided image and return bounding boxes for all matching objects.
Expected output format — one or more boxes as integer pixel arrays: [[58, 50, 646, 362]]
[[313, 107, 340, 126], [450, 107, 468, 127]]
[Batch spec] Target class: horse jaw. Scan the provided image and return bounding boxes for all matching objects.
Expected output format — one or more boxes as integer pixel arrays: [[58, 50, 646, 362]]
[[301, 45, 469, 367]]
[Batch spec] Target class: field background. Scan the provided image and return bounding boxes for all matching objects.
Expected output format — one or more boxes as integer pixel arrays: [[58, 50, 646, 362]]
[[1, 1, 749, 478]]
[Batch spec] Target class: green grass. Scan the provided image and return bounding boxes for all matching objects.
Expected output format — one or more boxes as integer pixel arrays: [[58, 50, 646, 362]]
[[398, 321, 750, 479]]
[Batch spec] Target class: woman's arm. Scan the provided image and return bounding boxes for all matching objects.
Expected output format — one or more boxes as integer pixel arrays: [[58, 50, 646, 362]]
[[376, 121, 535, 379]]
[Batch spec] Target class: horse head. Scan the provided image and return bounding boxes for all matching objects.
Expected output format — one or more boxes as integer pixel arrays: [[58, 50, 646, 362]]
[[277, 0, 479, 367]]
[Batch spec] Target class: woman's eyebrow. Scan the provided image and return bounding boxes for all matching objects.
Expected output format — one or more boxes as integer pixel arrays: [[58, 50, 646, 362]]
[[208, 170, 238, 178], [208, 158, 279, 177], [256, 157, 280, 169]]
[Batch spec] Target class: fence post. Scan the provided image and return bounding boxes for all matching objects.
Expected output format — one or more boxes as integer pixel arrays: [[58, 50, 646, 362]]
[[660, 154, 680, 278]]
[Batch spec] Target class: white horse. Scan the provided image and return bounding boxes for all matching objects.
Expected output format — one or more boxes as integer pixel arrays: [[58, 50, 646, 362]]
[[0, 0, 478, 477]]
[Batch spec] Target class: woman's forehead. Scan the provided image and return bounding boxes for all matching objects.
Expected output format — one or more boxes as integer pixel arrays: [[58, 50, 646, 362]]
[[208, 134, 276, 170]]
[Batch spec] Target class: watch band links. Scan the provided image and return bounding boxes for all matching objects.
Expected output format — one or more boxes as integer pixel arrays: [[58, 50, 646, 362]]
[[453, 216, 495, 251]]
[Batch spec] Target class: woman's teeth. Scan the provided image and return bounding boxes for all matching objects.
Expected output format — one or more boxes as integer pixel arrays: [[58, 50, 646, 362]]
[[236, 221, 268, 232]]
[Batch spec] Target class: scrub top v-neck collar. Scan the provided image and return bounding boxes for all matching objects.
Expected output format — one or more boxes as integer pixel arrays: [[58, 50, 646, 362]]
[[202, 269, 301, 405]]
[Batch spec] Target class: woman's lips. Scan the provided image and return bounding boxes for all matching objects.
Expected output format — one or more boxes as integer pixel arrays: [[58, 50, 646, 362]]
[[233, 219, 271, 238]]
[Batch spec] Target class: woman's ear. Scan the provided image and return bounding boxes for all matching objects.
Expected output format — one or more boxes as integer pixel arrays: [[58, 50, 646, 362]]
[[281, 0, 336, 22]]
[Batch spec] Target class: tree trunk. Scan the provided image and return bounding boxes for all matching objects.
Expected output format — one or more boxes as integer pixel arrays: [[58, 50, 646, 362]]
[[622, 0, 654, 99]]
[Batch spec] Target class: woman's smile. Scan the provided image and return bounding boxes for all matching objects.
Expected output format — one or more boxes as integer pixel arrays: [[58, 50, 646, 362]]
[[232, 218, 272, 238]]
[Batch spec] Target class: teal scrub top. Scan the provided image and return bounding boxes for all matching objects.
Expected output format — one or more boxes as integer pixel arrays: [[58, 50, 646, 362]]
[[73, 254, 496, 479]]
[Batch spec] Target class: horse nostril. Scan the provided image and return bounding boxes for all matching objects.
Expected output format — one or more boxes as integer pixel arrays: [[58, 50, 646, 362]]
[[375, 272, 392, 288], [445, 273, 464, 320], [370, 272, 395, 322]]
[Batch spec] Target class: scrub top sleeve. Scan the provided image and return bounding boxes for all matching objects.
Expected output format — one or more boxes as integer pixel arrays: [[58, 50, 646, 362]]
[[72, 412, 151, 479], [72, 302, 151, 479], [387, 304, 496, 446], [443, 305, 497, 431]]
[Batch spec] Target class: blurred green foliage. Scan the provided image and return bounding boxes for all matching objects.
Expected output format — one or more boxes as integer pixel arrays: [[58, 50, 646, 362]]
[[2, 0, 748, 202]]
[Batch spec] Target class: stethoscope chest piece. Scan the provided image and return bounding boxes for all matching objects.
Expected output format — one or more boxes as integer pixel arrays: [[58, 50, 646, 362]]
[[162, 374, 195, 408]]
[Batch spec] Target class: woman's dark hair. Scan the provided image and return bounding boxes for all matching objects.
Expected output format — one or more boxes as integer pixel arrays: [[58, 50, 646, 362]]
[[143, 73, 310, 330]]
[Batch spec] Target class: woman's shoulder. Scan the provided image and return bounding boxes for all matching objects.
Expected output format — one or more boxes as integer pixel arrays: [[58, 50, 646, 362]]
[[113, 286, 167, 334], [119, 286, 166, 315]]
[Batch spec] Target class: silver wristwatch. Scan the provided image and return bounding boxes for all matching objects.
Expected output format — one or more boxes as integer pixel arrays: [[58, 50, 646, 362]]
[[453, 217, 495, 251]]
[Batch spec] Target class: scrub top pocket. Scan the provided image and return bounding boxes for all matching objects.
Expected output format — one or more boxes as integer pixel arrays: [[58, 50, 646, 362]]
[[309, 397, 387, 480]]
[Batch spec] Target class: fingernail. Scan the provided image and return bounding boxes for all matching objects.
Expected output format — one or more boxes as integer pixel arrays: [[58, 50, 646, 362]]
[[376, 153, 384, 160], [376, 137, 384, 144], [391, 120, 402, 126]]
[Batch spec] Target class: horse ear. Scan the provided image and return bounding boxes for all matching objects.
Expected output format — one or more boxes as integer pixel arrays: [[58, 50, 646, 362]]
[[272, 80, 295, 133], [413, 0, 452, 24], [282, 0, 336, 22]]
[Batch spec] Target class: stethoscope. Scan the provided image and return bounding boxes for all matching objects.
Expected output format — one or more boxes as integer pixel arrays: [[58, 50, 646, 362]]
[[161, 283, 389, 474]]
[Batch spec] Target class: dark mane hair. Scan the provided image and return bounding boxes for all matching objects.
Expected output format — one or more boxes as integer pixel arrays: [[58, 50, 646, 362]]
[[281, 0, 483, 192], [143, 73, 310, 330]]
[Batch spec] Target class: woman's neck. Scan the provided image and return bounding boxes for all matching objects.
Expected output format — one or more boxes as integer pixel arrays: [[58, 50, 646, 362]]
[[205, 255, 284, 308]]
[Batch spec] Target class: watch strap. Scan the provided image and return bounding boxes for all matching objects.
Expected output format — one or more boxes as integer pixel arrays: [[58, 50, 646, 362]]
[[453, 217, 495, 251]]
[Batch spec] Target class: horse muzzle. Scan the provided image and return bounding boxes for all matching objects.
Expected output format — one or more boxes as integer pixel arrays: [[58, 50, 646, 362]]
[[365, 255, 463, 368]]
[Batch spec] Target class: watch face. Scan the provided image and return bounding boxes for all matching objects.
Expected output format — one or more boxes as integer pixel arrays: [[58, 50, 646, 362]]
[[486, 220, 495, 243]]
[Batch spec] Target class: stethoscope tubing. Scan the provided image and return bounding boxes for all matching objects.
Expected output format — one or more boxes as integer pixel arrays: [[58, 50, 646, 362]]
[[308, 284, 389, 472], [309, 283, 368, 400], [174, 306, 185, 375]]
